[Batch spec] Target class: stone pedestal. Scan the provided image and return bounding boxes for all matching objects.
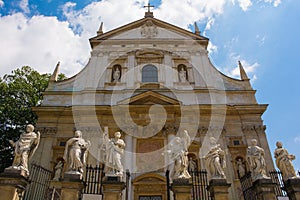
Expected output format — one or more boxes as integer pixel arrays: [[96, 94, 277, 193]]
[[0, 170, 29, 200], [253, 178, 277, 200], [102, 176, 126, 200], [50, 173, 85, 200], [171, 178, 192, 200], [285, 178, 300, 200], [207, 179, 231, 200]]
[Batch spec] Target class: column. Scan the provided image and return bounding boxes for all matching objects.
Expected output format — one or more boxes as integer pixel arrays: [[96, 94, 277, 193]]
[[102, 179, 126, 200], [171, 179, 192, 200], [0, 171, 29, 200], [285, 178, 300, 200], [207, 179, 231, 200], [253, 178, 277, 200]]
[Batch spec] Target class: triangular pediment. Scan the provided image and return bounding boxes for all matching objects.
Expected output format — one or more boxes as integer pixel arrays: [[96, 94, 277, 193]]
[[118, 91, 181, 105], [90, 17, 208, 48]]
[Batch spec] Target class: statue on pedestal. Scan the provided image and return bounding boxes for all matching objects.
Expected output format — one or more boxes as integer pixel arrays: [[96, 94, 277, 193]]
[[236, 158, 246, 178], [167, 130, 191, 179], [178, 67, 187, 82], [274, 141, 297, 180], [204, 137, 226, 179], [112, 67, 121, 83], [8, 124, 40, 177], [63, 130, 90, 175], [103, 130, 125, 176], [246, 139, 269, 180], [52, 157, 64, 181]]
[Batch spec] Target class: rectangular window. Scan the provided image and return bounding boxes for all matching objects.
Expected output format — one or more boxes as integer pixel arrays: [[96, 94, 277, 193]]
[[139, 196, 162, 200]]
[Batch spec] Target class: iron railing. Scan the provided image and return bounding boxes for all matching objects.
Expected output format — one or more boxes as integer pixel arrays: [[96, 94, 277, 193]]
[[23, 163, 53, 200]]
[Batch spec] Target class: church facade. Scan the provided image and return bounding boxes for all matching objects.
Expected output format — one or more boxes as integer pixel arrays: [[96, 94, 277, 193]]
[[32, 10, 274, 200]]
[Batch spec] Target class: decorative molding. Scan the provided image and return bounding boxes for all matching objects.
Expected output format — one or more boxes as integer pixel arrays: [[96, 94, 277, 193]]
[[140, 20, 158, 38], [37, 127, 57, 135]]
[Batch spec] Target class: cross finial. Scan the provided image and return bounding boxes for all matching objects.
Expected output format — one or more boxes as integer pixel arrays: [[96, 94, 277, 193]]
[[144, 2, 154, 18]]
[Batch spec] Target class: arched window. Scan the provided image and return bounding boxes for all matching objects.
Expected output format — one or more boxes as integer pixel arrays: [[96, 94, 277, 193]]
[[142, 64, 158, 82]]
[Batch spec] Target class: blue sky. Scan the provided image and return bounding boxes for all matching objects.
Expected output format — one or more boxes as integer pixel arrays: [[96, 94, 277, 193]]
[[0, 0, 300, 170]]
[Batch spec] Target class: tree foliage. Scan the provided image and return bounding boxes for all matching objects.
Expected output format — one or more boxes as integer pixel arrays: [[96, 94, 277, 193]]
[[0, 66, 66, 172]]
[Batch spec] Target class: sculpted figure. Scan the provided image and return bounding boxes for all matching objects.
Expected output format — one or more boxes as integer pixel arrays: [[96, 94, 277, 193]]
[[63, 130, 90, 175], [52, 158, 64, 181], [103, 130, 125, 176], [179, 67, 187, 82], [8, 124, 40, 177], [113, 67, 120, 82], [167, 130, 191, 179], [246, 139, 269, 180], [204, 137, 226, 179], [236, 158, 246, 178], [274, 141, 297, 180], [188, 157, 197, 173]]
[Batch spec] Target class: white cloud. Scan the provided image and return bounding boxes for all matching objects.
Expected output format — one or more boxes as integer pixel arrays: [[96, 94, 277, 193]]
[[0, 0, 4, 8], [0, 13, 89, 76], [237, 0, 253, 11], [0, 0, 283, 78], [228, 58, 259, 80], [19, 0, 30, 14], [294, 136, 300, 144]]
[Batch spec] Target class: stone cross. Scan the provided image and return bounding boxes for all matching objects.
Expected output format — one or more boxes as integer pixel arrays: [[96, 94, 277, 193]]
[[144, 2, 154, 13]]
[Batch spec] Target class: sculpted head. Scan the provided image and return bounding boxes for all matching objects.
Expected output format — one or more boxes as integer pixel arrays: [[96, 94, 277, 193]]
[[74, 130, 82, 138], [276, 141, 283, 148], [114, 131, 121, 138], [26, 124, 34, 132], [250, 139, 257, 146]]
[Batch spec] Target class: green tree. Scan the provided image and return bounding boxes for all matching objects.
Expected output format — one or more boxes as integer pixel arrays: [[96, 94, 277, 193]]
[[0, 66, 66, 172]]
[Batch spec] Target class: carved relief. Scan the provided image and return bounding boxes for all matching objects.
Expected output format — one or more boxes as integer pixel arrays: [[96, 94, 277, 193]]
[[37, 127, 57, 136], [141, 20, 158, 38]]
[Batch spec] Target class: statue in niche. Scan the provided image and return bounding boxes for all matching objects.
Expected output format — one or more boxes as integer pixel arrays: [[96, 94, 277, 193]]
[[178, 67, 187, 82], [236, 158, 246, 178], [204, 137, 226, 179], [63, 130, 90, 175], [112, 66, 121, 83], [103, 129, 126, 176], [188, 157, 197, 173], [7, 124, 40, 177], [246, 139, 269, 180], [166, 130, 191, 179], [274, 141, 297, 180], [52, 157, 64, 181]]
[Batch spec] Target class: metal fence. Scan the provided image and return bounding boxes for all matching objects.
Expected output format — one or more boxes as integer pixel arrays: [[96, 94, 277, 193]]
[[191, 170, 211, 200], [23, 163, 53, 200], [82, 164, 104, 195], [239, 171, 288, 200]]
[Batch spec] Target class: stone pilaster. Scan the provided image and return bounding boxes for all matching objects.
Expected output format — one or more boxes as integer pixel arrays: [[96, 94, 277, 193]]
[[207, 178, 231, 200], [0, 171, 29, 200], [253, 178, 277, 200], [171, 178, 192, 200], [102, 176, 126, 200], [285, 178, 300, 200]]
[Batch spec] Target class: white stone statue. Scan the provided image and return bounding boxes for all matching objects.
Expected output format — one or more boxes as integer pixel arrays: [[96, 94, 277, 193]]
[[274, 141, 297, 180], [167, 130, 191, 179], [63, 130, 90, 175], [8, 124, 40, 177], [246, 139, 269, 180], [113, 67, 120, 82], [204, 137, 226, 179], [236, 158, 246, 178], [188, 157, 197, 173], [103, 130, 125, 176], [179, 67, 187, 82], [52, 158, 64, 181]]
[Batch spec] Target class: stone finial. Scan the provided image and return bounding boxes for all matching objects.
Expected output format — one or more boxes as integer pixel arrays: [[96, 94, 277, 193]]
[[97, 22, 103, 35], [50, 61, 60, 82], [238, 60, 250, 81], [194, 22, 200, 35]]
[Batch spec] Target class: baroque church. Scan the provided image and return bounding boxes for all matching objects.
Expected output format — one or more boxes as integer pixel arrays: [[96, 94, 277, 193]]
[[31, 7, 275, 200]]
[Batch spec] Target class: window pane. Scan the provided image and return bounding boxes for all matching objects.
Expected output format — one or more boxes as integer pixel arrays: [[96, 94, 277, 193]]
[[142, 65, 158, 82]]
